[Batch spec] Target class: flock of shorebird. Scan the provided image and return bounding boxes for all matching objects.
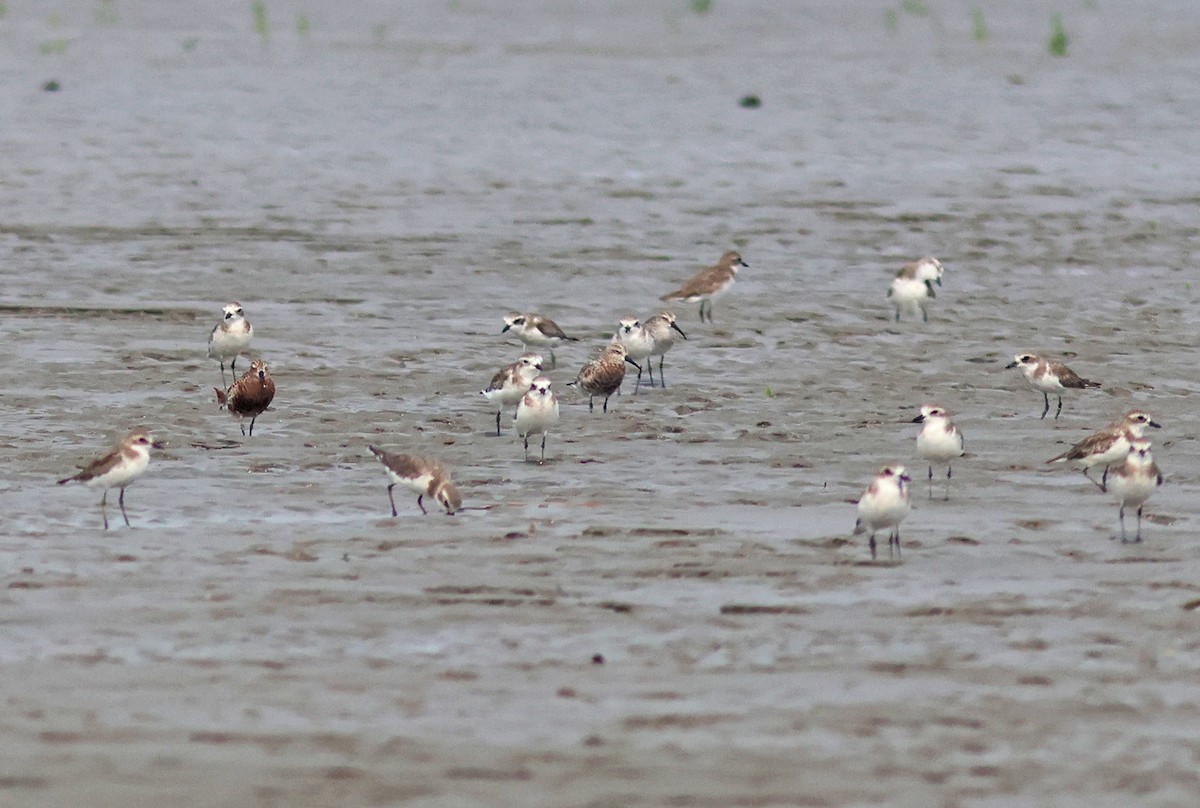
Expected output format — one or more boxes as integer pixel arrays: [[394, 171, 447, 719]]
[[856, 257, 1164, 559], [56, 249, 1164, 556]]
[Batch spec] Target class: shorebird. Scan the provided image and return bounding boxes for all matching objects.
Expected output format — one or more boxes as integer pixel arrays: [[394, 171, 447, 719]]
[[853, 465, 912, 561], [515, 376, 560, 463], [215, 358, 276, 436], [207, 303, 253, 387], [367, 446, 461, 515], [660, 251, 748, 323], [887, 257, 944, 322], [1046, 410, 1161, 491], [58, 429, 165, 529], [1105, 437, 1164, 543], [501, 313, 577, 367], [1006, 352, 1100, 419], [480, 352, 543, 435], [570, 343, 640, 413], [913, 404, 965, 500]]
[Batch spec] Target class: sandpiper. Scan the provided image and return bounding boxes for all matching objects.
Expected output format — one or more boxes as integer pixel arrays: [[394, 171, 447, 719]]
[[58, 429, 165, 529]]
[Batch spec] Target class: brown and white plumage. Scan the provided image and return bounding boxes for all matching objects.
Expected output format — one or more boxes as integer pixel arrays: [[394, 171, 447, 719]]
[[515, 376, 560, 463], [853, 465, 912, 561], [640, 311, 688, 389], [1046, 410, 1161, 490], [57, 429, 165, 529], [368, 446, 461, 515], [1006, 352, 1100, 419], [480, 352, 543, 435], [660, 251, 748, 323], [502, 313, 577, 367], [912, 404, 964, 500], [207, 302, 254, 387], [1106, 437, 1164, 543], [570, 343, 640, 413], [215, 358, 276, 436], [887, 257, 944, 322]]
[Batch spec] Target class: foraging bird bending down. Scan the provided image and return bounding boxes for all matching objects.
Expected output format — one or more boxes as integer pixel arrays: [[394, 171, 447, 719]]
[[887, 257, 944, 322], [368, 446, 462, 516], [57, 429, 165, 530]]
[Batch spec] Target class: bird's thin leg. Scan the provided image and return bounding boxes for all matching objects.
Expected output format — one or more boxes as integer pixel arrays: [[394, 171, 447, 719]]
[[548, 349, 556, 370], [603, 395, 610, 414], [523, 435, 530, 461], [1135, 506, 1144, 543], [249, 417, 257, 437], [945, 464, 952, 501], [1082, 468, 1106, 492], [386, 483, 398, 517], [927, 465, 934, 500], [646, 359, 655, 388], [588, 396, 594, 413], [892, 528, 902, 560], [633, 364, 643, 394], [540, 434, 547, 463], [894, 310, 901, 323], [239, 421, 247, 437], [1055, 395, 1064, 419], [1040, 392, 1050, 419], [417, 494, 427, 515], [494, 411, 502, 437], [869, 533, 877, 560], [1118, 505, 1128, 543], [659, 356, 667, 388], [922, 306, 929, 323], [100, 490, 109, 531], [118, 487, 131, 527], [220, 362, 229, 388], [231, 357, 238, 376]]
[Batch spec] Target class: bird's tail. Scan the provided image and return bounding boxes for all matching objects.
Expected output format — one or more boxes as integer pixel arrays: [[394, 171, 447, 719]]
[[1082, 379, 1101, 389], [214, 388, 228, 405]]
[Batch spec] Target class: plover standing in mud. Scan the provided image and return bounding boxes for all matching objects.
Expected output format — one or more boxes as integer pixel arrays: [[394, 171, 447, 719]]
[[660, 250, 748, 323], [502, 313, 577, 367], [570, 343, 640, 413], [367, 446, 461, 516], [1046, 409, 1161, 491], [57, 429, 165, 530], [515, 376, 559, 463], [887, 257, 944, 322], [853, 465, 912, 561], [1006, 352, 1100, 420], [1105, 437, 1163, 543], [215, 358, 276, 436], [642, 311, 687, 388], [613, 318, 655, 392], [913, 404, 965, 500], [207, 303, 254, 387], [480, 352, 543, 435]]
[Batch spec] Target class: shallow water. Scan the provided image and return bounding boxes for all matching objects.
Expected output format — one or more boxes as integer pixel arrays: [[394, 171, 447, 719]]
[[2, 1, 1200, 805]]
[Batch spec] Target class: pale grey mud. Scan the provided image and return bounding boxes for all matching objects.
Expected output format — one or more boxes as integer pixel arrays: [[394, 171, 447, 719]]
[[2, 2, 1199, 806]]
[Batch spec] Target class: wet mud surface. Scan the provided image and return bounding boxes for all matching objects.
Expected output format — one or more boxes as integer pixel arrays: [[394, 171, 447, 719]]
[[2, 2, 1200, 805]]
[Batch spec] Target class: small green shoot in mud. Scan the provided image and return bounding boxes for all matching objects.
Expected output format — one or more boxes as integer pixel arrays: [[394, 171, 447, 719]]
[[253, 1, 269, 42], [372, 22, 387, 45], [296, 14, 310, 36], [901, 0, 929, 15], [970, 8, 987, 42], [690, 0, 713, 14], [765, 387, 775, 399], [884, 9, 898, 32], [1049, 13, 1068, 56]]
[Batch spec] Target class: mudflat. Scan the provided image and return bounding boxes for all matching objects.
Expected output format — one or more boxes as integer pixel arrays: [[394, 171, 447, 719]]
[[2, 2, 1198, 805]]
